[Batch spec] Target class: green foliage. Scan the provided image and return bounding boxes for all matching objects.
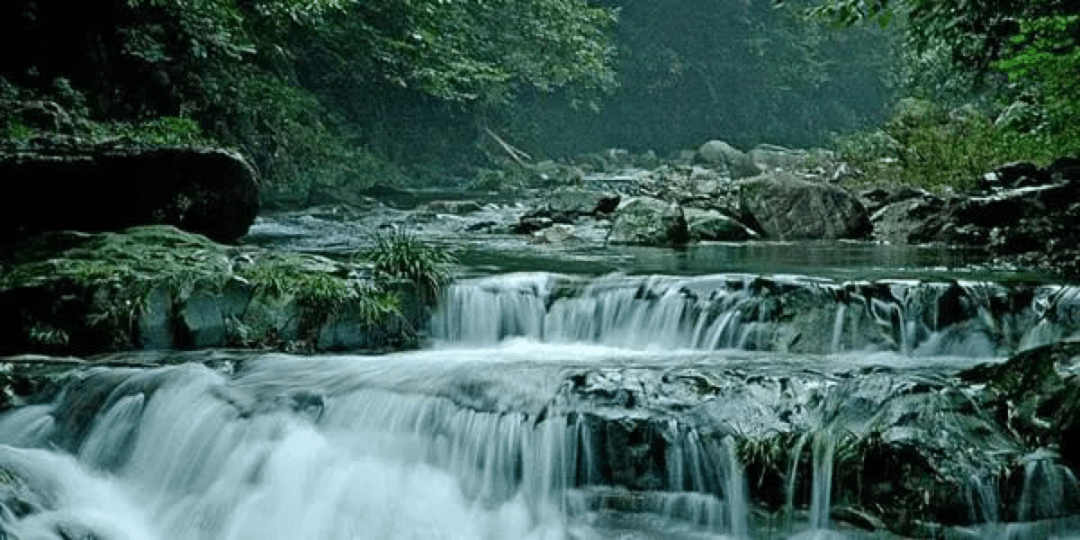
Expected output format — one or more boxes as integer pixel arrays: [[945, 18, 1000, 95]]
[[365, 229, 456, 304], [1, 226, 410, 351], [86, 116, 216, 146], [835, 101, 1065, 192], [1, 121, 32, 141], [323, 0, 617, 106], [995, 14, 1080, 146], [240, 254, 401, 326], [511, 0, 899, 156]]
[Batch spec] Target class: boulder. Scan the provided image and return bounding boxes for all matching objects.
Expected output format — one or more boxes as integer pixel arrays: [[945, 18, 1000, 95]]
[[737, 172, 872, 240], [0, 226, 421, 356], [977, 161, 1049, 193], [748, 144, 811, 172], [683, 208, 757, 241], [607, 197, 689, 246], [910, 181, 1080, 250], [0, 141, 259, 243], [517, 187, 620, 227], [697, 140, 761, 179], [870, 195, 944, 245]]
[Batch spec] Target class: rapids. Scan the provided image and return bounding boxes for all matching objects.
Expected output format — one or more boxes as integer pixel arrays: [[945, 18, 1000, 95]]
[[3, 270, 1080, 539]]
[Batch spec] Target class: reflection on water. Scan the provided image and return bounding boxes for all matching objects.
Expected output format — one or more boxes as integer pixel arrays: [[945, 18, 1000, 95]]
[[455, 241, 1045, 283]]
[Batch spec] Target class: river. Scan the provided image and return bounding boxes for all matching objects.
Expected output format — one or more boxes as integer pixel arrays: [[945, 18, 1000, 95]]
[[2, 216, 1079, 539]]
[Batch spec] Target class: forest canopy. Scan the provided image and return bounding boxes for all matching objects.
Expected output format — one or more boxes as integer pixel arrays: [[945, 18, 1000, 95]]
[[2, 0, 1076, 199]]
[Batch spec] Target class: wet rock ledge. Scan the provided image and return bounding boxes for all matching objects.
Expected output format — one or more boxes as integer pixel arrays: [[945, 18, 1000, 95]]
[[0, 226, 424, 357], [0, 139, 259, 244]]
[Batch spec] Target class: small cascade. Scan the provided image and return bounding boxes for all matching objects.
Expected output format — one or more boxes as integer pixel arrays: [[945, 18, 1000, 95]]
[[724, 436, 750, 538], [784, 433, 811, 531], [830, 304, 847, 354], [1019, 286, 1080, 351], [966, 473, 1004, 538], [433, 272, 1074, 356], [810, 432, 836, 532], [1017, 450, 1080, 523], [0, 361, 759, 539]]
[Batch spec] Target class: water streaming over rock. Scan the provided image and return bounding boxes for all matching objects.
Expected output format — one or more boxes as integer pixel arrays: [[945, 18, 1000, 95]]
[[432, 273, 1080, 355], [3, 272, 1080, 539]]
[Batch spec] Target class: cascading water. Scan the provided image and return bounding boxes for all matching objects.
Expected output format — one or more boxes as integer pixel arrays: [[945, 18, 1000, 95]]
[[3, 272, 1080, 539], [432, 273, 1076, 355]]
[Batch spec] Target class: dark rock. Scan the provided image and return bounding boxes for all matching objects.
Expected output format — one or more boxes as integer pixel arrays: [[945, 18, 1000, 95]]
[[0, 142, 259, 243], [684, 207, 757, 241], [0, 355, 83, 413], [10, 100, 74, 134], [961, 340, 1080, 471], [606, 197, 690, 246], [859, 186, 936, 216], [977, 161, 1048, 193], [737, 172, 872, 240], [595, 193, 621, 215], [870, 196, 944, 245], [518, 187, 621, 226], [1049, 157, 1080, 183], [515, 216, 554, 234], [910, 182, 1080, 254], [421, 200, 483, 215]]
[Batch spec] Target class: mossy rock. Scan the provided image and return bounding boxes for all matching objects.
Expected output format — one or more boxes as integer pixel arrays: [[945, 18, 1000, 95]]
[[0, 226, 418, 356]]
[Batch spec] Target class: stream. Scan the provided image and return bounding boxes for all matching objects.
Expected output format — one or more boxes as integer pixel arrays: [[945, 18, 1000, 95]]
[[2, 209, 1080, 539]]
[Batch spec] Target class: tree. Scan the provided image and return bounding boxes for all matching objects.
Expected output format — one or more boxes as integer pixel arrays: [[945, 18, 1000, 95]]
[[789, 0, 1079, 151]]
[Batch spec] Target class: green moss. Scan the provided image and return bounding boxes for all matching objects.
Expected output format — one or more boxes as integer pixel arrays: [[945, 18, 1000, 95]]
[[2, 226, 414, 353]]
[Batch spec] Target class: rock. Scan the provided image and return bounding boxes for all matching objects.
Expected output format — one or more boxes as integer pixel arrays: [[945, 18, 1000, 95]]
[[858, 186, 933, 216], [683, 208, 756, 241], [1049, 157, 1080, 183], [910, 182, 1080, 250], [697, 140, 761, 179], [10, 100, 74, 133], [1, 355, 83, 412], [977, 162, 1048, 193], [0, 226, 420, 356], [749, 144, 811, 172], [960, 341, 1080, 470], [737, 172, 872, 240], [421, 200, 483, 215], [517, 187, 621, 227], [304, 184, 382, 210], [515, 216, 554, 234], [0, 141, 259, 243], [606, 197, 690, 246], [530, 160, 584, 186], [530, 224, 585, 246], [870, 196, 944, 245]]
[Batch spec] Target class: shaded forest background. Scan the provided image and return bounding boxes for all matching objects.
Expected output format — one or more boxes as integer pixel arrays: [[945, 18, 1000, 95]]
[[1, 0, 1077, 203]]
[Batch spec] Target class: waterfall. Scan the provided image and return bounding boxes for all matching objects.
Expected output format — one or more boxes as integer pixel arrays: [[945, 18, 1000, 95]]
[[0, 358, 759, 539], [432, 273, 1077, 356], [4, 272, 1080, 539], [810, 432, 836, 531]]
